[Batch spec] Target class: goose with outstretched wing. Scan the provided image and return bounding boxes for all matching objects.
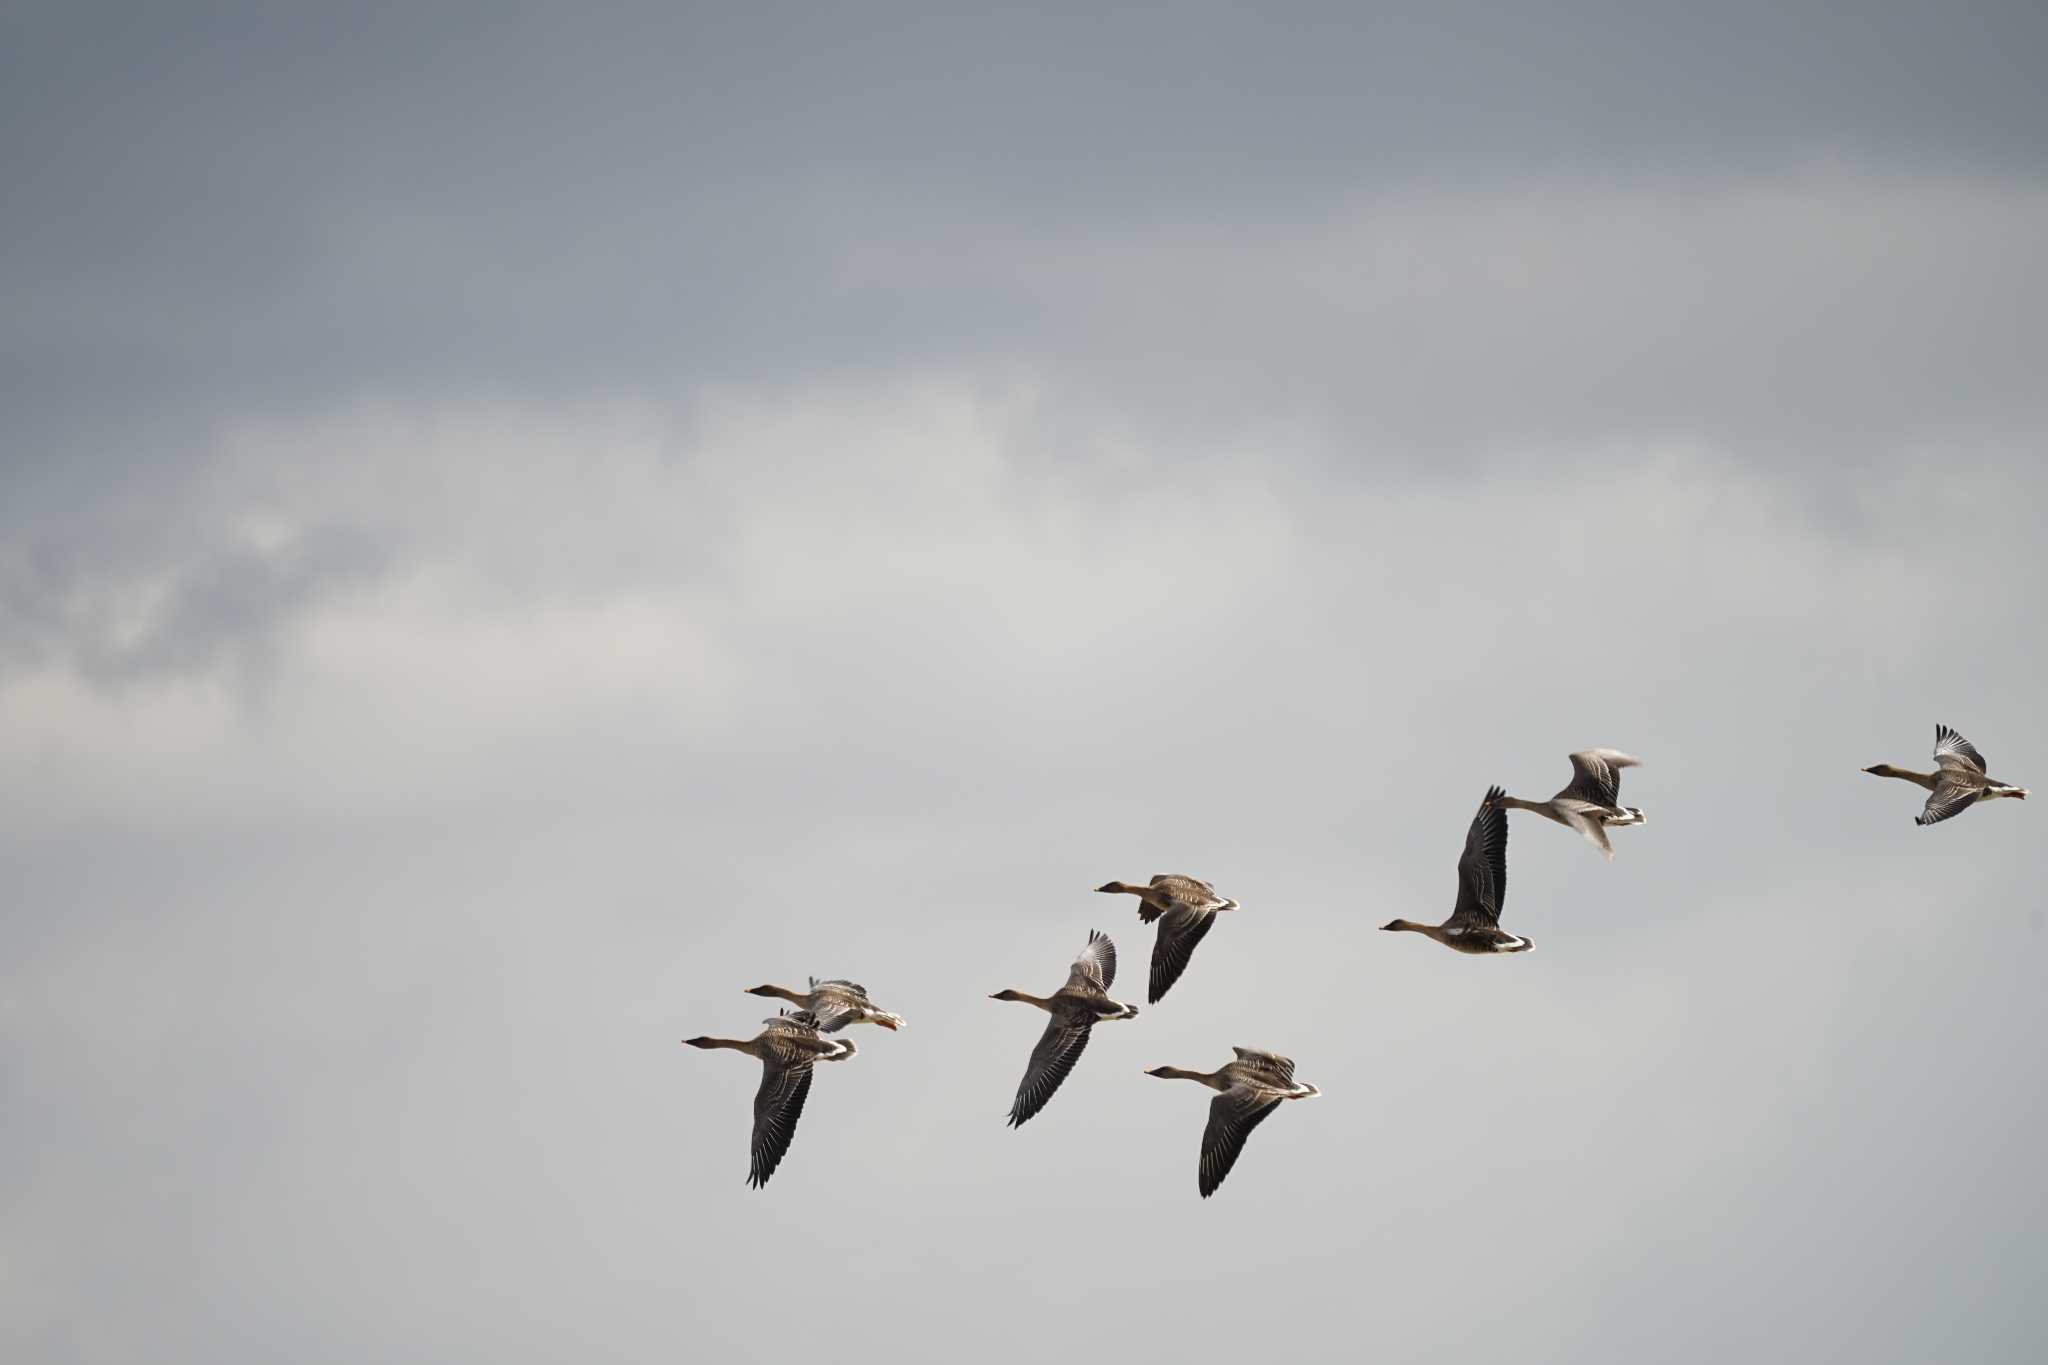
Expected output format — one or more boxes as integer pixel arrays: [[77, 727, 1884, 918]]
[[743, 977, 906, 1032], [1495, 749, 1646, 861], [1096, 874, 1240, 1005], [1864, 723, 2028, 826], [1146, 1046, 1321, 1198], [1383, 786, 1533, 954], [683, 1009, 856, 1188], [991, 930, 1139, 1128]]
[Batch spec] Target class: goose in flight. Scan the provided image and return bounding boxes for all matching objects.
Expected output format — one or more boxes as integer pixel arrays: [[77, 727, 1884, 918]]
[[683, 1010, 856, 1188], [1864, 724, 2029, 827], [1145, 1047, 1320, 1198], [1495, 749, 1645, 861], [991, 930, 1140, 1127], [1382, 785, 1531, 953], [1096, 875, 1239, 1004], [744, 978, 907, 1032]]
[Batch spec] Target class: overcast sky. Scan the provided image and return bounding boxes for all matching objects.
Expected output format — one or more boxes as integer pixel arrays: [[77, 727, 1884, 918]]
[[5, 4, 2048, 1362]]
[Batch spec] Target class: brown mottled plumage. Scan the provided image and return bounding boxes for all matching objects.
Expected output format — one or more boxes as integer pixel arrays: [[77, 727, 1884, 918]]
[[1495, 748, 1646, 861], [743, 978, 906, 1032], [1864, 723, 2029, 827], [1382, 785, 1532, 955], [1145, 1047, 1321, 1198], [683, 1010, 856, 1188], [1096, 874, 1239, 1004], [991, 931, 1139, 1128]]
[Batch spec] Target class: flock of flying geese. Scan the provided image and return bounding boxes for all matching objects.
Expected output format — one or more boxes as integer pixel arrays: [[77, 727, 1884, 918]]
[[685, 724, 2028, 1196]]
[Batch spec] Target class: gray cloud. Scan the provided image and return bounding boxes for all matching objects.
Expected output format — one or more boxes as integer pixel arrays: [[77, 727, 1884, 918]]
[[5, 397, 2045, 1361], [4, 6, 2046, 1364], [1, 524, 386, 685], [7, 2, 2047, 435]]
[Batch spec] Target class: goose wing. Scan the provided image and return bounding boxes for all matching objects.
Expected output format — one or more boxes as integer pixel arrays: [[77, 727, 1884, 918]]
[[1932, 724, 1987, 774], [1553, 801, 1617, 860], [1006, 1018, 1091, 1128], [806, 996, 864, 1034], [748, 1061, 816, 1188], [1561, 749, 1640, 807], [765, 1009, 824, 1034], [1147, 904, 1217, 1004], [1065, 929, 1118, 992], [1199, 1086, 1283, 1198], [1449, 786, 1510, 928], [1916, 775, 1982, 827], [1229, 1047, 1297, 1085], [810, 977, 869, 997], [1151, 874, 1229, 909]]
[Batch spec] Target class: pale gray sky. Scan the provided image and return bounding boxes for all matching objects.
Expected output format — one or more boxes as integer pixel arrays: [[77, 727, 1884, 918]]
[[4, 5, 2047, 1362]]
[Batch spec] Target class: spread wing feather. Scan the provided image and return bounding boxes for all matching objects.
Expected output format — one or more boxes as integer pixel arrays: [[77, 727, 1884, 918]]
[[1561, 749, 1639, 807], [807, 1002, 859, 1033], [1450, 786, 1510, 928], [1148, 906, 1217, 1004], [765, 1010, 823, 1034], [1006, 1019, 1091, 1128], [1067, 930, 1117, 993], [1199, 1088, 1283, 1198], [747, 1062, 815, 1188], [1932, 724, 1987, 774], [1229, 1047, 1297, 1084], [1916, 777, 1982, 827]]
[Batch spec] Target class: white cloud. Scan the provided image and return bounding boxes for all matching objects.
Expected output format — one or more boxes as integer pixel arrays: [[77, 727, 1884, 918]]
[[5, 370, 2044, 1360]]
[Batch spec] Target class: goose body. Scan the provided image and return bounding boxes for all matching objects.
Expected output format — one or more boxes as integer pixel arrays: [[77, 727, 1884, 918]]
[[1383, 785, 1531, 954], [683, 1010, 857, 1188], [745, 977, 906, 1032], [1096, 874, 1239, 1004], [1495, 748, 1645, 861], [991, 930, 1140, 1127], [1864, 723, 2029, 826], [1146, 1047, 1321, 1198]]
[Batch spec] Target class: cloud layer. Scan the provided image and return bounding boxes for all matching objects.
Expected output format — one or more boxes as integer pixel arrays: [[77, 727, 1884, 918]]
[[4, 6, 2046, 1363]]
